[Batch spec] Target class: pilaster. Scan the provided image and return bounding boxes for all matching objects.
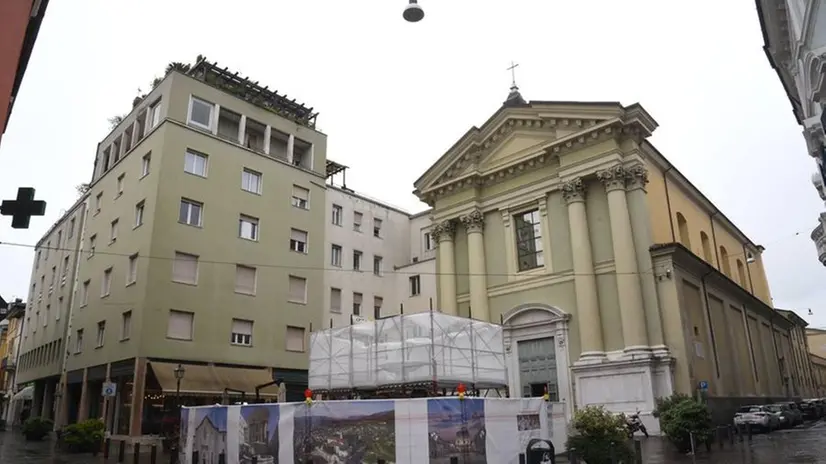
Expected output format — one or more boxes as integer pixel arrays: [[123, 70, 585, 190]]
[[433, 219, 458, 316], [461, 209, 490, 322], [130, 358, 147, 436], [211, 104, 221, 136], [78, 368, 89, 421], [626, 164, 668, 354], [287, 134, 295, 164], [238, 114, 247, 145], [596, 165, 649, 355], [263, 125, 272, 155], [562, 178, 605, 360]]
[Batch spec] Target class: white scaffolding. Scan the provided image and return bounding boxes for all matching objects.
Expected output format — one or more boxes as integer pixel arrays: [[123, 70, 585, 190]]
[[308, 312, 507, 391]]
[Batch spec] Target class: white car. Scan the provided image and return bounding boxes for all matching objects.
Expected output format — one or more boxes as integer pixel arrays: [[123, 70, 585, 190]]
[[733, 405, 778, 432]]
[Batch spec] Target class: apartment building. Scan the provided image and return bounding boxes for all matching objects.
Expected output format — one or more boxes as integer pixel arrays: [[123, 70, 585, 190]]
[[13, 197, 86, 423], [323, 181, 436, 328], [21, 58, 328, 437], [0, 299, 26, 423]]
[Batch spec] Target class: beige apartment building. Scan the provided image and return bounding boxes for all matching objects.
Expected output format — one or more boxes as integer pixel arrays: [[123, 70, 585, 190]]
[[14, 197, 87, 422], [414, 87, 807, 429], [19, 58, 328, 437]]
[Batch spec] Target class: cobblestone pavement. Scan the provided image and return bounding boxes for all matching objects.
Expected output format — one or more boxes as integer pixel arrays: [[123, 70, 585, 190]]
[[0, 431, 168, 463]]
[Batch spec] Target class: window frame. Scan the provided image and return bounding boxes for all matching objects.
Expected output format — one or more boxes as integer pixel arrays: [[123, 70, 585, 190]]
[[292, 185, 310, 210], [331, 244, 342, 267], [331, 204, 342, 226], [187, 96, 214, 131], [239, 214, 260, 241], [290, 228, 308, 253], [230, 318, 253, 346], [167, 309, 195, 341], [409, 275, 421, 296], [179, 198, 203, 227], [184, 150, 209, 177], [288, 275, 308, 304], [241, 169, 262, 195]]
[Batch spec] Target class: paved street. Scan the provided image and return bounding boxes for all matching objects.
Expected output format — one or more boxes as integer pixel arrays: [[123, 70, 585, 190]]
[[0, 431, 168, 463]]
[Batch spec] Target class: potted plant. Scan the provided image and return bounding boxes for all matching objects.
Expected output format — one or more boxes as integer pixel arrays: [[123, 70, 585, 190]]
[[566, 405, 634, 464], [22, 417, 54, 441], [62, 418, 105, 454], [655, 394, 713, 452]]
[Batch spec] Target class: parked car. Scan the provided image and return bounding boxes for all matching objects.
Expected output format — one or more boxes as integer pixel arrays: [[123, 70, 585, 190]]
[[778, 402, 804, 426], [733, 405, 779, 432], [799, 400, 822, 420], [805, 399, 826, 418], [765, 404, 794, 428]]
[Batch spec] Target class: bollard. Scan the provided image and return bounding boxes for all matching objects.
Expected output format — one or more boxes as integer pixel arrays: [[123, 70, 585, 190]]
[[568, 448, 579, 464], [150, 444, 157, 464], [729, 425, 734, 445], [104, 438, 111, 459], [192, 450, 199, 463], [633, 439, 643, 464], [717, 426, 723, 449], [518, 453, 526, 464], [378, 460, 386, 464], [218, 452, 225, 464], [118, 440, 126, 462], [133, 442, 141, 463], [738, 424, 744, 443], [251, 455, 257, 464]]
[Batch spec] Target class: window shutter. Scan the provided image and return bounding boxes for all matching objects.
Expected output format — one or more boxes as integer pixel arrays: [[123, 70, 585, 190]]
[[290, 229, 308, 242], [353, 293, 363, 305], [235, 265, 257, 294], [167, 310, 193, 340], [172, 252, 198, 283], [232, 319, 253, 335], [286, 326, 305, 352], [331, 288, 341, 311], [293, 185, 309, 200], [289, 276, 306, 302]]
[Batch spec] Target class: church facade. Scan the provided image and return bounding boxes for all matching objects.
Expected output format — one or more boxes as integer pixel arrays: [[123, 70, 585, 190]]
[[413, 89, 796, 430]]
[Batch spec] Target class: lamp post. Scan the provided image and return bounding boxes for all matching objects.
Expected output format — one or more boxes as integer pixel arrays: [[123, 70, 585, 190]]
[[171, 364, 185, 464], [173, 364, 185, 409]]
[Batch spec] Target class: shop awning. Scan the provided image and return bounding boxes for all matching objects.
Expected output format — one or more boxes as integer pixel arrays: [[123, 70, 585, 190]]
[[11, 385, 33, 401], [149, 362, 279, 397]]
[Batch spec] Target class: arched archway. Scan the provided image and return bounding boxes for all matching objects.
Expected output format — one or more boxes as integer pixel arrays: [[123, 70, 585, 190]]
[[501, 303, 573, 420]]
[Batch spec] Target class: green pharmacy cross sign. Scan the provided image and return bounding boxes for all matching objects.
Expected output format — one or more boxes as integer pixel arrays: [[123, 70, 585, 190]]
[[0, 187, 46, 229]]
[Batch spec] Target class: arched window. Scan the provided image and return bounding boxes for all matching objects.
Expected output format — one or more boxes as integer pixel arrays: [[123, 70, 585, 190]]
[[676, 213, 691, 249], [736, 259, 747, 287], [719, 246, 731, 276], [700, 232, 712, 263]]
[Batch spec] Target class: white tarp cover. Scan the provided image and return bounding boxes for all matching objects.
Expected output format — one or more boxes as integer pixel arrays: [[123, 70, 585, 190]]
[[179, 397, 564, 464], [308, 312, 507, 390]]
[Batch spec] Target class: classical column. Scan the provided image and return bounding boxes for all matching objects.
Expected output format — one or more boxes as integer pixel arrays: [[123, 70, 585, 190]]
[[434, 220, 458, 316], [562, 178, 605, 360], [597, 165, 649, 354], [461, 209, 490, 322], [625, 164, 668, 354]]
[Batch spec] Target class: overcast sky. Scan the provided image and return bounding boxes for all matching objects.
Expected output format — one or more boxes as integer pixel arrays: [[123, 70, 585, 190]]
[[1, 0, 825, 327]]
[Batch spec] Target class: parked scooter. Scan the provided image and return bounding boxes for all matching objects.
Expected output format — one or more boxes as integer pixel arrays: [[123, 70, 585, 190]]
[[626, 410, 649, 438]]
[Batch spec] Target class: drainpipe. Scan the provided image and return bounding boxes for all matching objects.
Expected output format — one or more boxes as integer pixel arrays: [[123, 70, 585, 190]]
[[662, 166, 676, 242], [700, 270, 721, 380], [709, 211, 721, 268]]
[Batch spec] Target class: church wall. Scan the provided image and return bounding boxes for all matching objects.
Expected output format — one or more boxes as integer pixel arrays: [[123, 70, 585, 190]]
[[546, 191, 574, 273]]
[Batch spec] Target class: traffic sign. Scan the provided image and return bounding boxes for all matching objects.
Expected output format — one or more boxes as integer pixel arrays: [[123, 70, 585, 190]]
[[102, 381, 117, 397], [698, 380, 708, 391]]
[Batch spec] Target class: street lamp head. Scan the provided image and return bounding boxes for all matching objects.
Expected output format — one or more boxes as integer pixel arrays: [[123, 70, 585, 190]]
[[403, 0, 424, 22], [174, 363, 186, 380]]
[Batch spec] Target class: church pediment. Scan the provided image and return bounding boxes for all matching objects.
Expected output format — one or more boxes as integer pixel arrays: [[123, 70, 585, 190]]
[[413, 101, 658, 205]]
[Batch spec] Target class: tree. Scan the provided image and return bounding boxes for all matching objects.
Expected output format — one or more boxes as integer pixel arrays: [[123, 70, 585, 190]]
[[107, 115, 125, 129], [75, 183, 90, 197]]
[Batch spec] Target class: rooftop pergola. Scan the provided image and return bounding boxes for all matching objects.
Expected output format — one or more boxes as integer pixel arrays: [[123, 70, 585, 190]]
[[186, 57, 319, 129]]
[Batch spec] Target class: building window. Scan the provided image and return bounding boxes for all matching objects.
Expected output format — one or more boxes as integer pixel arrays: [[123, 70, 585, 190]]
[[332, 204, 342, 226], [373, 256, 383, 276], [101, 268, 112, 297], [172, 252, 199, 285], [424, 232, 433, 251], [288, 275, 307, 303], [290, 228, 308, 253], [353, 212, 363, 232], [127, 254, 138, 284], [61, 256, 69, 284], [409, 275, 421, 296], [331, 244, 342, 267], [188, 96, 214, 130], [514, 209, 544, 271], [121, 311, 132, 340], [44, 305, 49, 327], [57, 296, 63, 321], [117, 174, 125, 196], [353, 292, 363, 316], [353, 250, 362, 271], [167, 310, 194, 341], [75, 329, 83, 354], [330, 288, 342, 313], [235, 265, 257, 295], [720, 246, 732, 276], [88, 235, 97, 258], [135, 201, 145, 227], [184, 150, 208, 177], [374, 297, 383, 319], [373, 218, 382, 238], [292, 185, 310, 209], [286, 326, 305, 352], [179, 199, 203, 226], [242, 169, 262, 194], [141, 152, 151, 177], [110, 219, 119, 242], [240, 215, 259, 241], [149, 100, 162, 128], [68, 217, 75, 238], [231, 319, 253, 346], [95, 192, 102, 214], [81, 280, 90, 306], [96, 321, 106, 348]]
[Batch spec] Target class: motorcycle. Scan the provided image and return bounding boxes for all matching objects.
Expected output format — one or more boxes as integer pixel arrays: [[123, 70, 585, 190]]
[[626, 410, 649, 438]]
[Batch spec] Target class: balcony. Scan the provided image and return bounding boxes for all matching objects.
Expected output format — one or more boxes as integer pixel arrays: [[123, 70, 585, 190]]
[[1, 356, 15, 370]]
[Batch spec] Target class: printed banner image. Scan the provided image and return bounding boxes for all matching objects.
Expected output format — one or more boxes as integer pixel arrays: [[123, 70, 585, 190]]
[[292, 400, 397, 464], [239, 404, 280, 463], [191, 406, 229, 463], [427, 398, 487, 464]]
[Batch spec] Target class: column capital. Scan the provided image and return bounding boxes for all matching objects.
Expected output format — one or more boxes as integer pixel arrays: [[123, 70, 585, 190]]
[[433, 219, 457, 243], [562, 177, 587, 204], [596, 165, 628, 193], [625, 164, 650, 191], [460, 209, 485, 234]]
